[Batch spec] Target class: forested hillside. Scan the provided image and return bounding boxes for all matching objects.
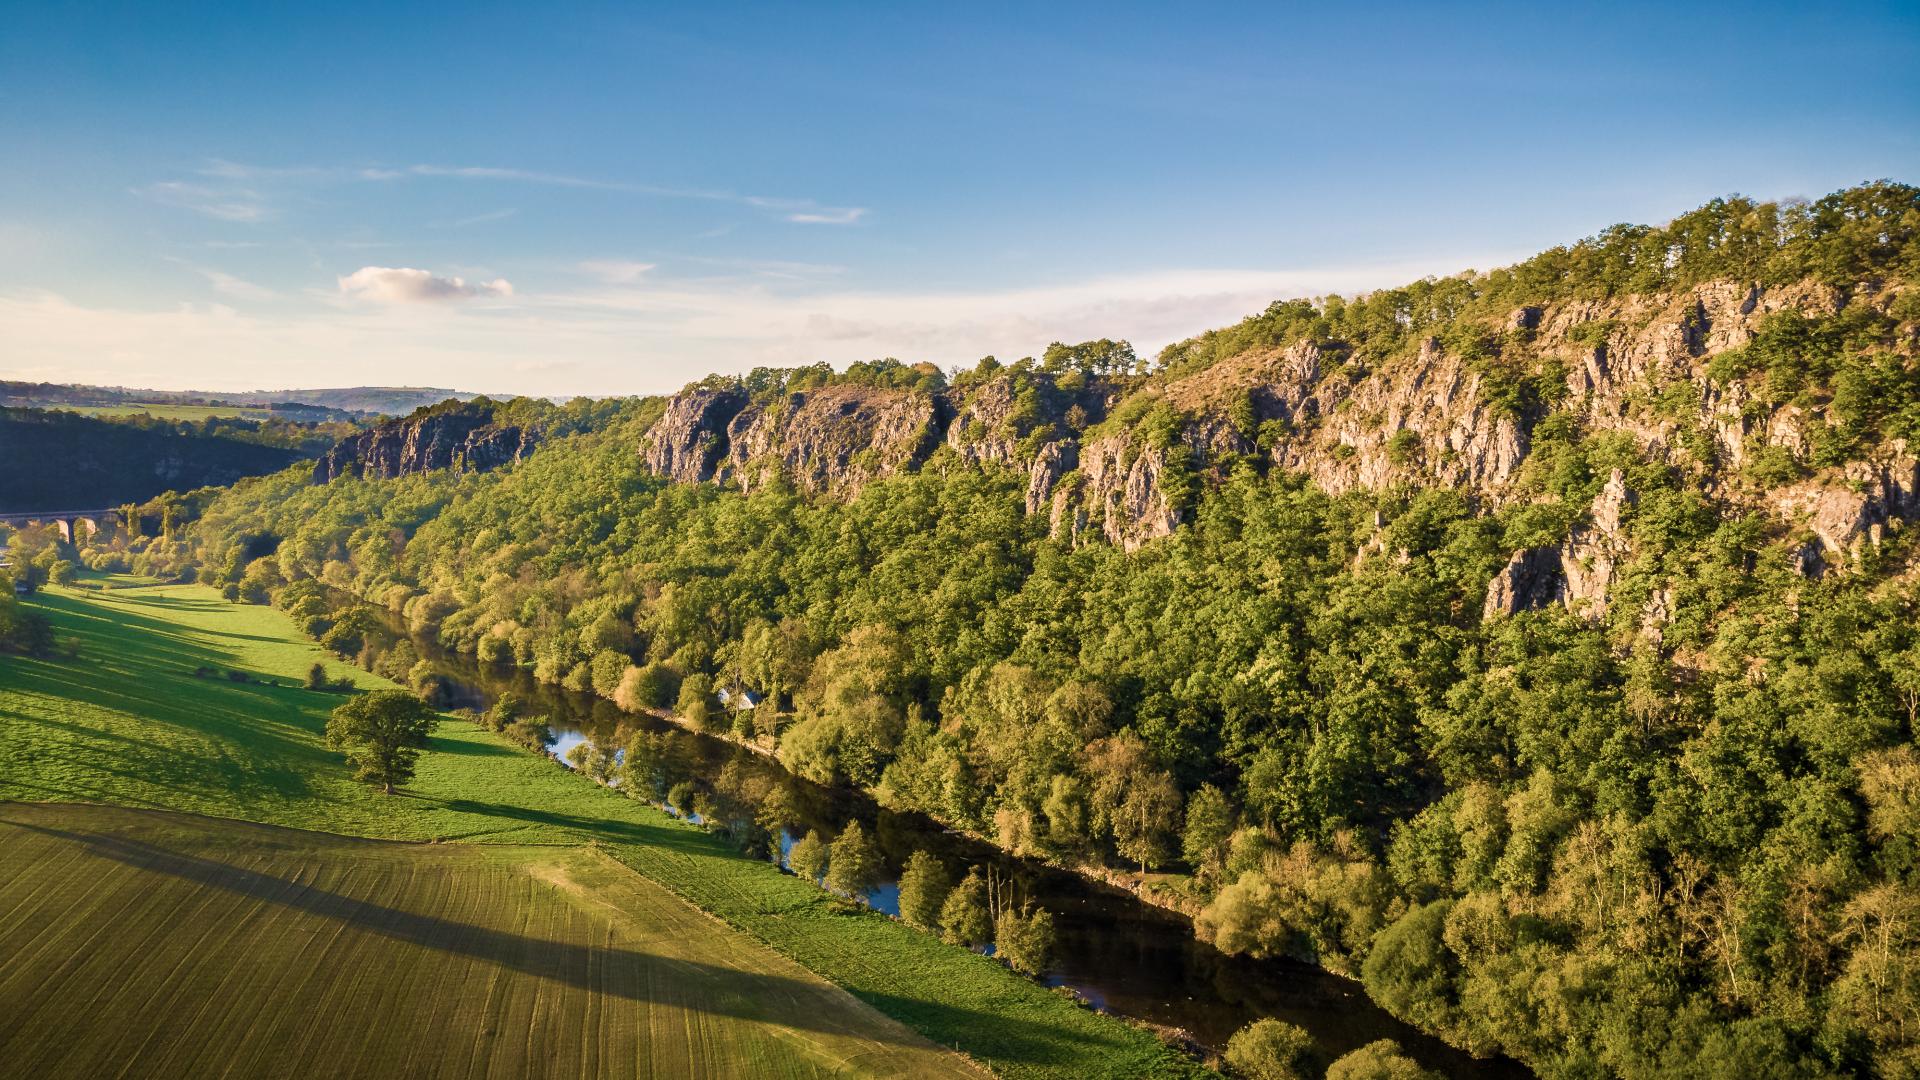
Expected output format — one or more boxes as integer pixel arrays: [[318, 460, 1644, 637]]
[[0, 408, 323, 511], [176, 182, 1920, 1078]]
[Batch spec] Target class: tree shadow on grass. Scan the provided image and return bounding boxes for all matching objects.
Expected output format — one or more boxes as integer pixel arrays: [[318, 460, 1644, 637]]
[[2, 814, 1106, 1065]]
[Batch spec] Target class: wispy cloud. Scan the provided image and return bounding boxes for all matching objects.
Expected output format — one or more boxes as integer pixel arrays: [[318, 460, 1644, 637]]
[[435, 208, 518, 228], [361, 162, 869, 225], [134, 181, 271, 222], [577, 259, 657, 284], [338, 266, 514, 303], [144, 158, 868, 229], [165, 257, 277, 301]]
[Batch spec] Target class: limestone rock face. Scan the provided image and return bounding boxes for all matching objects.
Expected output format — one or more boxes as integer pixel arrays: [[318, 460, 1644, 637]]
[[944, 372, 1094, 467], [642, 388, 746, 484], [1484, 547, 1565, 619], [725, 386, 945, 497], [634, 279, 1908, 620], [314, 404, 539, 483], [1078, 435, 1183, 551], [1560, 469, 1637, 617], [1767, 442, 1918, 565], [1026, 440, 1078, 516]]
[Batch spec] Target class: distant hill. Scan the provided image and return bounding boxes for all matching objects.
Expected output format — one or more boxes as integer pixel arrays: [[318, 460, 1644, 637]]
[[0, 408, 311, 512], [0, 382, 475, 418]]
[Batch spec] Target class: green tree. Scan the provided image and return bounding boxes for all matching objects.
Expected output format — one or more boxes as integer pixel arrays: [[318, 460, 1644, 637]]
[[677, 672, 719, 731], [940, 868, 994, 948], [305, 662, 329, 691], [994, 905, 1056, 976], [826, 820, 883, 899], [47, 559, 75, 587], [897, 850, 950, 931], [324, 690, 436, 794], [788, 829, 829, 885], [1182, 783, 1235, 876], [1223, 1018, 1320, 1080]]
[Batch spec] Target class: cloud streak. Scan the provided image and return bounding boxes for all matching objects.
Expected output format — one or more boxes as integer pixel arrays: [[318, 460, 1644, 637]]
[[338, 266, 514, 303], [388, 163, 870, 224], [135, 181, 272, 222]]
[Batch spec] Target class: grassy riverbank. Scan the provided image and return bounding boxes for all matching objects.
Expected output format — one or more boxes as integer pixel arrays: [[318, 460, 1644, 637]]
[[0, 580, 1204, 1079]]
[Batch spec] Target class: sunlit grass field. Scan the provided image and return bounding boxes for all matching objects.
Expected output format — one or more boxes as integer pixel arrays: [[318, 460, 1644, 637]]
[[0, 803, 971, 1080], [43, 403, 280, 421], [0, 581, 1201, 1078]]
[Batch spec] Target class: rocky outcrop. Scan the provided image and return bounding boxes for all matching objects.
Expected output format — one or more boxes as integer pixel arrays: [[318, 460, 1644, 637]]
[[725, 386, 945, 497], [313, 404, 539, 483], [1484, 547, 1565, 619], [639, 372, 1103, 502], [1767, 442, 1918, 565], [636, 278, 1910, 621], [1026, 440, 1077, 515], [1078, 435, 1184, 551], [1560, 469, 1636, 618], [642, 388, 746, 484]]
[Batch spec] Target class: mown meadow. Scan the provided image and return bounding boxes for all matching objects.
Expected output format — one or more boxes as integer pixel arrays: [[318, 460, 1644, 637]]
[[0, 579, 1203, 1079]]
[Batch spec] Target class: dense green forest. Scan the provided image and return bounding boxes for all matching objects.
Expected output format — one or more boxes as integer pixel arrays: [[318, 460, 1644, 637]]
[[128, 183, 1920, 1078]]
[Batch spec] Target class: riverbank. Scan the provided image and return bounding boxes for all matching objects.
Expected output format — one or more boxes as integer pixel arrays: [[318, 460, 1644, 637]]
[[396, 609, 1525, 1078], [0, 580, 1209, 1079]]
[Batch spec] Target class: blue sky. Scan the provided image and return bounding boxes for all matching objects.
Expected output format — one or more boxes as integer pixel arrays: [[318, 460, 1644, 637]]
[[3, 2, 1916, 396]]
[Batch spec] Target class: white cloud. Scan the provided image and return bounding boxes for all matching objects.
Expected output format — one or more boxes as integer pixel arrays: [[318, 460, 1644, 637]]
[[785, 208, 868, 225], [1, 254, 1513, 397], [338, 266, 514, 303]]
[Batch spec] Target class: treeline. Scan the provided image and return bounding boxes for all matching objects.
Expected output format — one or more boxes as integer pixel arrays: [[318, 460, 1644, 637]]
[[1159, 181, 1920, 378], [177, 185, 1920, 1078]]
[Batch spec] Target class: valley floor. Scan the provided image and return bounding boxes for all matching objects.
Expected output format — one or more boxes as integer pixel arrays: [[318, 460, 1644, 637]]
[[0, 580, 1199, 1079]]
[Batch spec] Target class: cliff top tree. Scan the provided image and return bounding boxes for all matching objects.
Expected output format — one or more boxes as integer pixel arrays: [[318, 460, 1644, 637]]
[[324, 689, 436, 794]]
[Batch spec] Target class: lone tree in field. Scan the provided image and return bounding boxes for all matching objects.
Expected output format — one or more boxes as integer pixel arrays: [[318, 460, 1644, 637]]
[[897, 850, 949, 931], [825, 820, 883, 900], [325, 690, 436, 794]]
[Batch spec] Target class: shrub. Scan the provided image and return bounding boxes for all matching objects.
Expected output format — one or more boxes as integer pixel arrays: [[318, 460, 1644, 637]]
[[1223, 1018, 1320, 1080], [1325, 1039, 1442, 1080]]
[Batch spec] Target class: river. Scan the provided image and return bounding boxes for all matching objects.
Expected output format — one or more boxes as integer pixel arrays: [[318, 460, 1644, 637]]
[[399, 636, 1527, 1078]]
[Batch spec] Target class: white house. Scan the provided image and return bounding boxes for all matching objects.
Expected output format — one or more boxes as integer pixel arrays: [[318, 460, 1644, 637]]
[[717, 686, 761, 710]]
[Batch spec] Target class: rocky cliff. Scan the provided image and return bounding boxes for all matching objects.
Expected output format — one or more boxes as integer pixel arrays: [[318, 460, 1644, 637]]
[[313, 402, 541, 483], [640, 372, 1103, 501], [640, 276, 1917, 610]]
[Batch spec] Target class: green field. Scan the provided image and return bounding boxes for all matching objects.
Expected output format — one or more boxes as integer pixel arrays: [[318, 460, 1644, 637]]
[[0, 803, 974, 1080], [47, 403, 279, 421], [0, 581, 1199, 1078]]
